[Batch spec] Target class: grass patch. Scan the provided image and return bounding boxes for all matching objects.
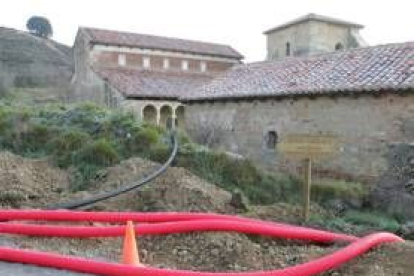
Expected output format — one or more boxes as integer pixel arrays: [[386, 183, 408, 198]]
[[311, 179, 368, 208], [309, 210, 402, 234], [342, 210, 401, 232], [171, 149, 302, 205]]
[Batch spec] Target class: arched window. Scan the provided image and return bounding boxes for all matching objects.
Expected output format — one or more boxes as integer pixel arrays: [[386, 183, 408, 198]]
[[286, 42, 291, 56], [266, 131, 278, 149], [160, 105, 173, 128], [142, 105, 157, 125], [335, 43, 344, 51], [175, 105, 185, 128]]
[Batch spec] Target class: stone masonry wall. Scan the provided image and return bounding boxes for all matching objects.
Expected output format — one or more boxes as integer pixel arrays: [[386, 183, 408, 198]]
[[266, 21, 358, 59], [185, 92, 414, 180]]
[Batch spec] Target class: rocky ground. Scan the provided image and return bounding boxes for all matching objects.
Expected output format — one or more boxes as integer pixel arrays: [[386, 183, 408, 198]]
[[0, 151, 413, 275]]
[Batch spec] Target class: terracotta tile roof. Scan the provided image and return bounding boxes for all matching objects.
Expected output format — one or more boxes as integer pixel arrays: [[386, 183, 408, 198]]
[[264, 13, 364, 34], [184, 42, 414, 101], [94, 68, 214, 100], [81, 27, 243, 60]]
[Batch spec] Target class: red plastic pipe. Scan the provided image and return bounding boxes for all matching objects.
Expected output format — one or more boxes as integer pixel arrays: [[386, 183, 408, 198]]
[[0, 210, 357, 242], [0, 210, 403, 276]]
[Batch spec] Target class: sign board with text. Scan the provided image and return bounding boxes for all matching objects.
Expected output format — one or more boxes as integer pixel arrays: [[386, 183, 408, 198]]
[[277, 134, 340, 221], [278, 134, 339, 160]]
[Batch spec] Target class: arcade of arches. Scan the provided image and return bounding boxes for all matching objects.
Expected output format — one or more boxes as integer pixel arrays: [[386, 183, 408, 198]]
[[142, 103, 185, 129]]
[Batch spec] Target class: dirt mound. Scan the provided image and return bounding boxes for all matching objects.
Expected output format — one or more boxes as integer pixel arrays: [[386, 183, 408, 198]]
[[1, 152, 413, 275], [0, 151, 69, 208], [85, 157, 236, 213], [11, 231, 414, 275], [11, 233, 332, 272]]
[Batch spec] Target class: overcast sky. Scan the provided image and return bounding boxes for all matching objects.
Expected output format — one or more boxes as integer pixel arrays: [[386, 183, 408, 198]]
[[1, 0, 413, 61]]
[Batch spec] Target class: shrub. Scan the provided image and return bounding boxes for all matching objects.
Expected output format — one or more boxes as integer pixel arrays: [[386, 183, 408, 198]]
[[78, 139, 119, 167], [148, 143, 170, 163], [62, 104, 107, 132], [15, 123, 58, 155], [49, 130, 91, 167], [126, 127, 160, 155]]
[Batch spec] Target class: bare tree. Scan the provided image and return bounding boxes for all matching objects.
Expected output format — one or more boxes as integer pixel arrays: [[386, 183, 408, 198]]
[[192, 121, 227, 148]]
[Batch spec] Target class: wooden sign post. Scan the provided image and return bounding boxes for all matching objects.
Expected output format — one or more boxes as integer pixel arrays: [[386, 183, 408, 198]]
[[278, 134, 339, 221]]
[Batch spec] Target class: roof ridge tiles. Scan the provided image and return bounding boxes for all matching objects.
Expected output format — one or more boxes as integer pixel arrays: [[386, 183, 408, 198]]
[[183, 41, 414, 101], [79, 26, 244, 59]]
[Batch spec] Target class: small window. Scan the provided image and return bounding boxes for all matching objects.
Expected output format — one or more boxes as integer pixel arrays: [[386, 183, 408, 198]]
[[163, 58, 170, 69], [181, 60, 189, 71], [286, 42, 291, 56], [266, 131, 278, 149], [200, 61, 207, 72], [335, 43, 344, 51], [118, 54, 126, 66], [143, 56, 151, 68]]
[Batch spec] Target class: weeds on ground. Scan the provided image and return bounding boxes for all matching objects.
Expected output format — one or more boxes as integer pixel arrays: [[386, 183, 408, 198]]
[[309, 210, 402, 234]]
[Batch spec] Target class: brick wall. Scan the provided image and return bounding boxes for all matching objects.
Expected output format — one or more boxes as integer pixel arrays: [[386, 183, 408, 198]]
[[185, 92, 414, 180], [90, 50, 235, 73]]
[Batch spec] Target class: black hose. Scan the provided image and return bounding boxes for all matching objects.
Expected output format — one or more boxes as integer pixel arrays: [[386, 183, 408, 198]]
[[47, 134, 178, 210]]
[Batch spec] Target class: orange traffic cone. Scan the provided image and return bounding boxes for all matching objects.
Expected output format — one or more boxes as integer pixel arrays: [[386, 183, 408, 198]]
[[121, 220, 142, 266]]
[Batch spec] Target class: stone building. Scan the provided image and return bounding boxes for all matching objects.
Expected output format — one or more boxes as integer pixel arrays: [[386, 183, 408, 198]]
[[183, 42, 414, 180], [264, 14, 367, 60], [69, 14, 413, 180], [71, 27, 243, 127]]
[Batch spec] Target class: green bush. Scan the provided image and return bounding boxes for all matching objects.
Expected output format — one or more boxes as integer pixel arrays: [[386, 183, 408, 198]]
[[49, 130, 91, 167], [125, 127, 160, 156], [78, 139, 119, 166], [148, 143, 170, 163]]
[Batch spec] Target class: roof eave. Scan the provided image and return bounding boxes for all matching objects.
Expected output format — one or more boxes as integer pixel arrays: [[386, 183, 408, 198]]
[[182, 87, 413, 103], [125, 95, 180, 101]]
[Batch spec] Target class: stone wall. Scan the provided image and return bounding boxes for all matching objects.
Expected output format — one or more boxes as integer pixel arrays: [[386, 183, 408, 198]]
[[370, 143, 414, 219], [185, 92, 414, 180]]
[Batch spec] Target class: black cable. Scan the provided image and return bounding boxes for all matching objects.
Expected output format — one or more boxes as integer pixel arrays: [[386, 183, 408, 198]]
[[46, 134, 178, 210]]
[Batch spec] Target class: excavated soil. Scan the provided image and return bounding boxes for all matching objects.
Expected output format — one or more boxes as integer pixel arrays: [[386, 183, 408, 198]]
[[0, 152, 413, 275], [0, 152, 69, 208], [89, 157, 237, 213]]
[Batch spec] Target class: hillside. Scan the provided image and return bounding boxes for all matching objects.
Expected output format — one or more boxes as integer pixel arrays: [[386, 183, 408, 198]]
[[0, 27, 73, 92]]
